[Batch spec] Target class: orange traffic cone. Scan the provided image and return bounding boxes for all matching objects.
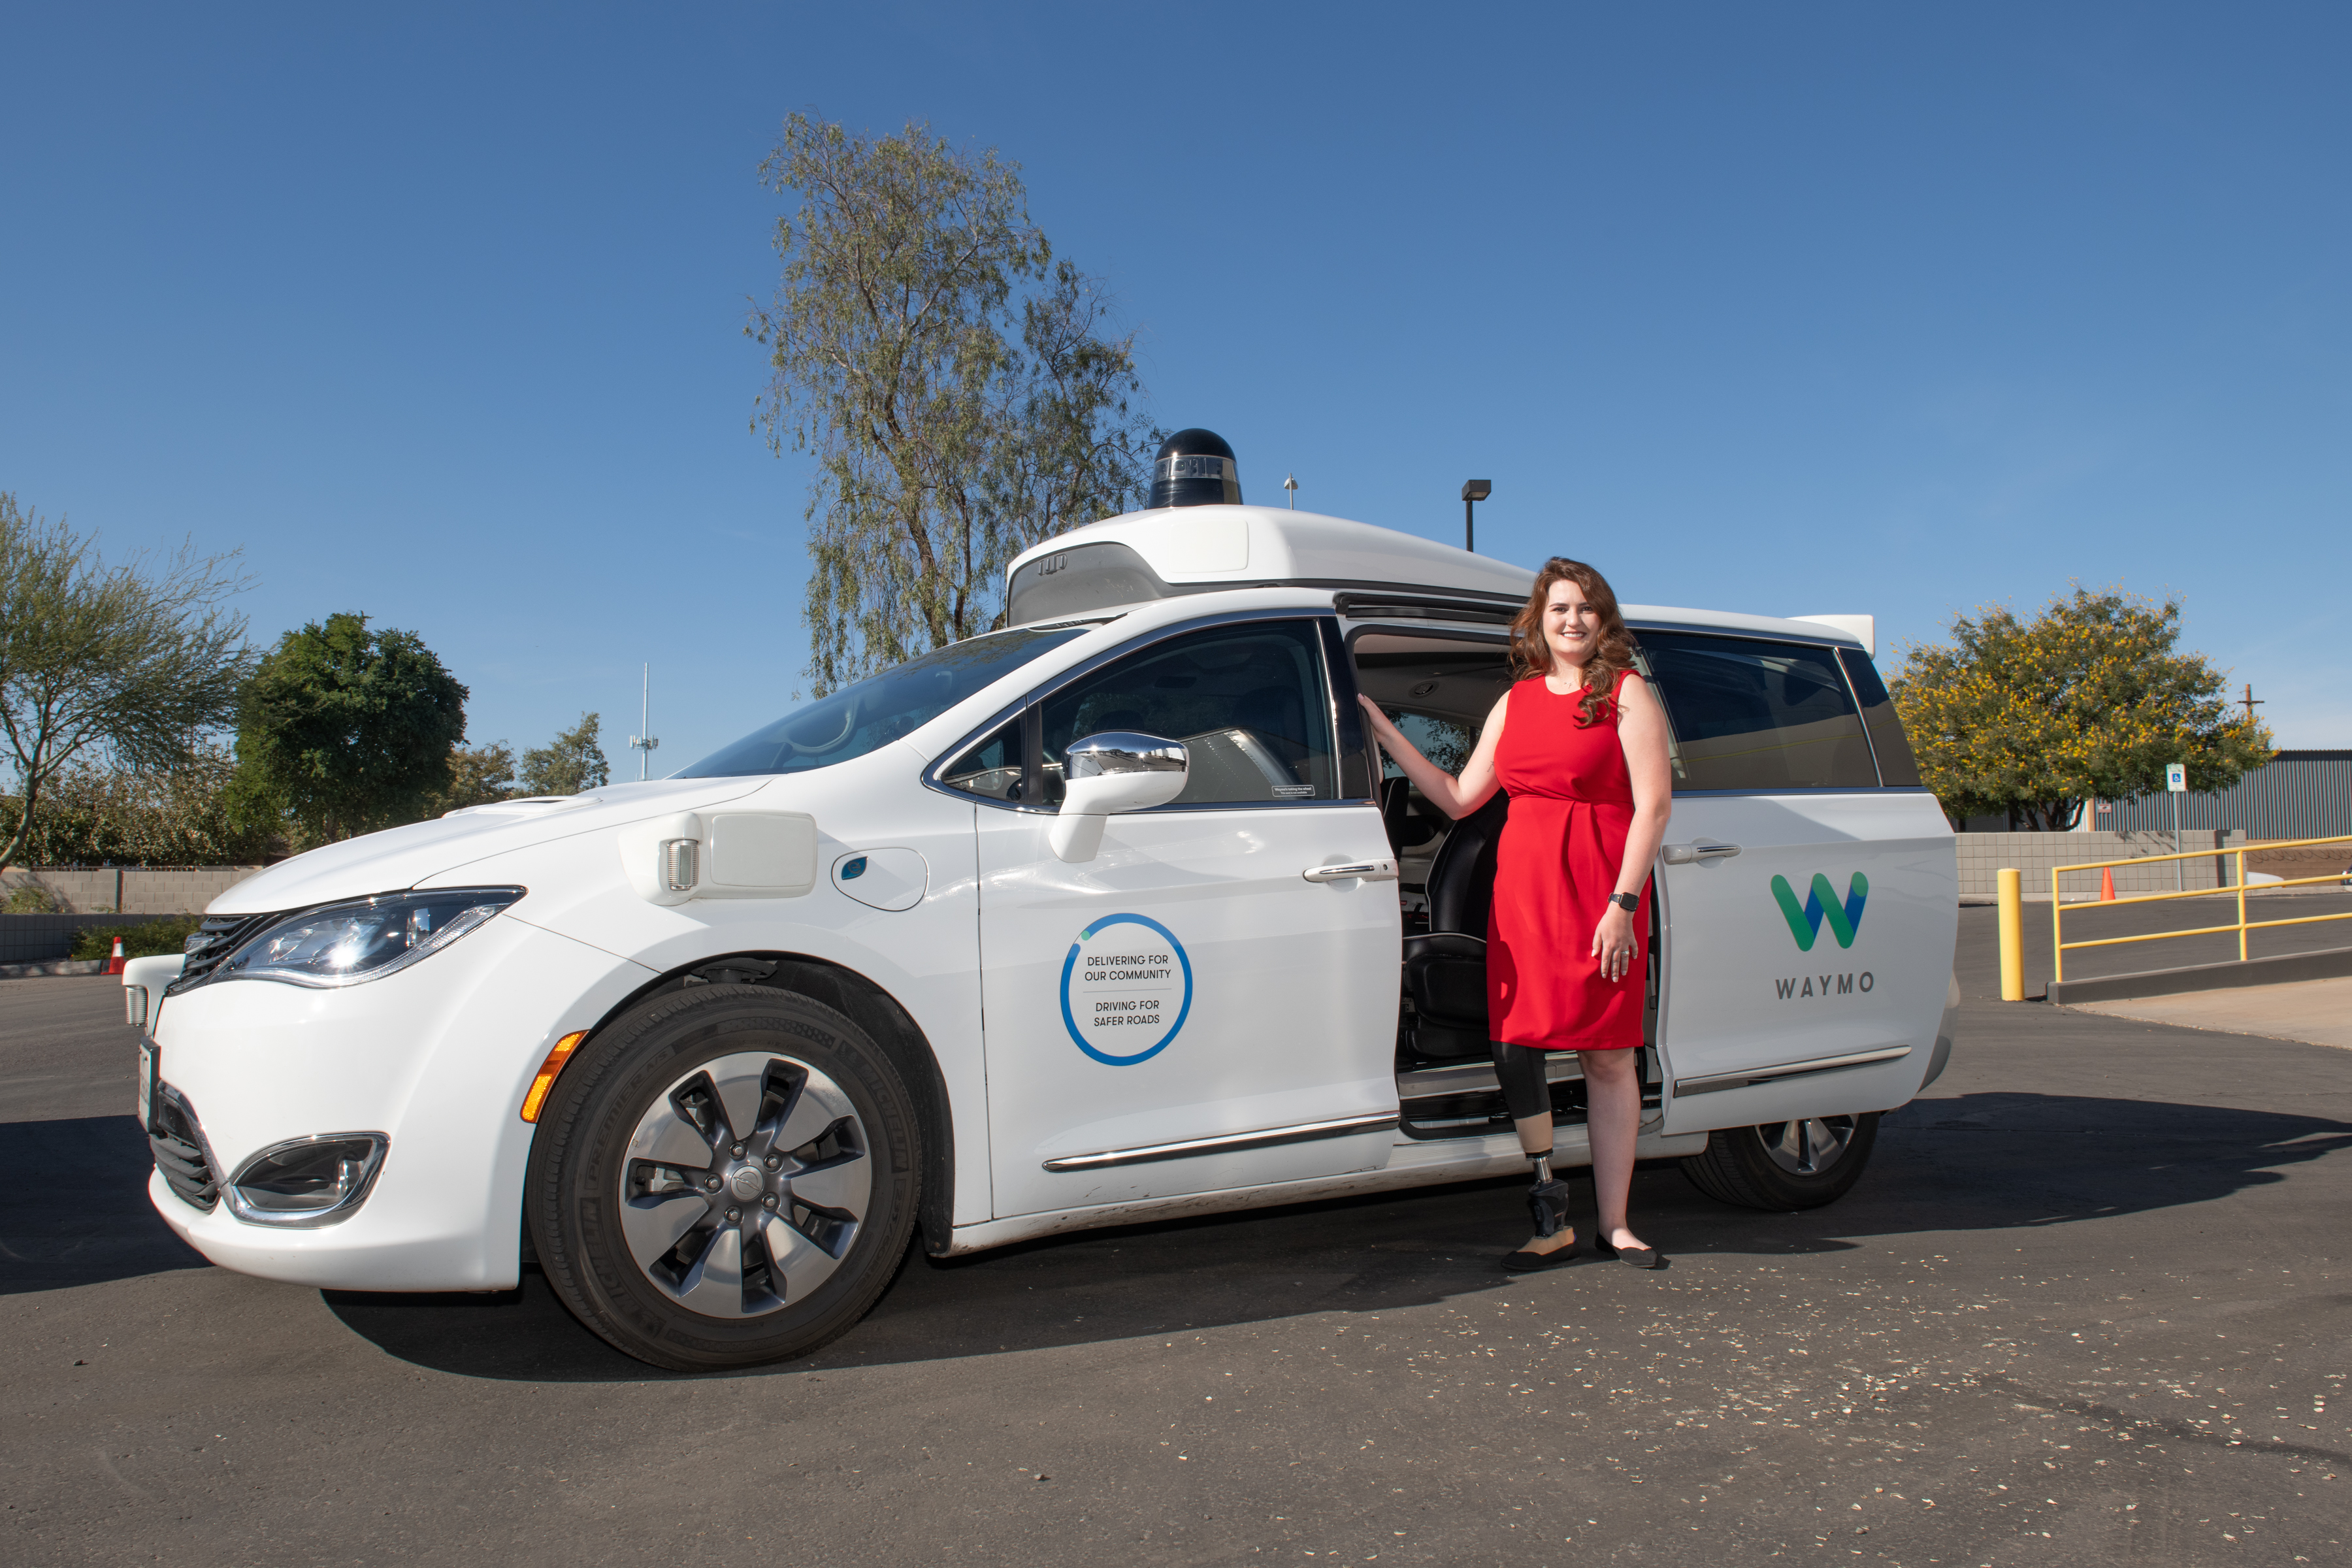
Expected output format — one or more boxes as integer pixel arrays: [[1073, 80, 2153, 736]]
[[106, 934, 127, 975], [2100, 866, 2116, 902]]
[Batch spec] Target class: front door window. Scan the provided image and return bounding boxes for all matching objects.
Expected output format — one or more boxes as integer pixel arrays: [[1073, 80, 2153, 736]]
[[1040, 620, 1340, 806]]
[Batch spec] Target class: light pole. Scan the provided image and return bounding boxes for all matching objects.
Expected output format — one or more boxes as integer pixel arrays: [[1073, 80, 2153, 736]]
[[1461, 479, 1491, 552], [629, 664, 660, 781], [1283, 473, 1298, 509]]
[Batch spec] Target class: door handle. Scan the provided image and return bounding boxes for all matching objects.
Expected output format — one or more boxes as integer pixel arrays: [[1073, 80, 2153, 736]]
[[1303, 859, 1400, 883], [1661, 841, 1741, 865]]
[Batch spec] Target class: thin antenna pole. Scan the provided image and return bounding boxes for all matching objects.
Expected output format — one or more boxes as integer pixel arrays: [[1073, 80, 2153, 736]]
[[629, 664, 659, 780]]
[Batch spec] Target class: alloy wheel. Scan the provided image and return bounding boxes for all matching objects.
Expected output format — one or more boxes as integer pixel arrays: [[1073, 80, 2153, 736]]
[[1757, 1115, 1858, 1176], [618, 1050, 872, 1319]]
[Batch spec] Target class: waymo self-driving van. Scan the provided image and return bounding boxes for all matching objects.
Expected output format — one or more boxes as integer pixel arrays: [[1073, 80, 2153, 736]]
[[130, 433, 1959, 1370]]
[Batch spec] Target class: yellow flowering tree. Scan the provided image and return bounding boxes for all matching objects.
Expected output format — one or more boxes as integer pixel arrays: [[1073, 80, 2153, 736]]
[[1891, 588, 2272, 830]]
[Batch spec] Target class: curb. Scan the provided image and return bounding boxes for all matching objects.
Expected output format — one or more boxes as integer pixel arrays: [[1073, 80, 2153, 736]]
[[2046, 945, 2352, 1005], [0, 958, 112, 980]]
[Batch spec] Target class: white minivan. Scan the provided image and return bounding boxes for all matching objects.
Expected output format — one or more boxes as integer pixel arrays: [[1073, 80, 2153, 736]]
[[130, 499, 1959, 1371]]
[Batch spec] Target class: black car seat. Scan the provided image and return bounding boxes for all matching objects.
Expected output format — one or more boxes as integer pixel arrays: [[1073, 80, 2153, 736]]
[[1379, 776, 1441, 856], [1400, 790, 1508, 1061]]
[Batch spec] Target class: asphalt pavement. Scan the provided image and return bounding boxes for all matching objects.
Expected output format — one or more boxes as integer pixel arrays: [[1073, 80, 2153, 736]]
[[5, 911, 2349, 1566]]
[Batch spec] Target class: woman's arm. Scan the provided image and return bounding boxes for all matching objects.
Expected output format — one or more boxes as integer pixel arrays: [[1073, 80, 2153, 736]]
[[1591, 674, 1673, 979], [1355, 692, 1508, 820], [1612, 673, 1673, 894]]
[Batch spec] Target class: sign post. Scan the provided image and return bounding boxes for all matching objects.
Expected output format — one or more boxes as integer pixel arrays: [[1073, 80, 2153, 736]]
[[2165, 762, 2187, 890]]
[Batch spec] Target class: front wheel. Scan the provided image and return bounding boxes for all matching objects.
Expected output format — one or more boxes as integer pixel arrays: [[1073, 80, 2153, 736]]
[[1679, 1112, 1879, 1211], [525, 983, 921, 1371]]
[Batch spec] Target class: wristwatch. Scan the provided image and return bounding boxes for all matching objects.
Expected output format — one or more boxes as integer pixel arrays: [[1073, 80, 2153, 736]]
[[1609, 891, 1640, 912]]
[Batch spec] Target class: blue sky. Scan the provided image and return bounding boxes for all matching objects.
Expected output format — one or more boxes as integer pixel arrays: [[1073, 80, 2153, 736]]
[[3, 2, 2345, 766]]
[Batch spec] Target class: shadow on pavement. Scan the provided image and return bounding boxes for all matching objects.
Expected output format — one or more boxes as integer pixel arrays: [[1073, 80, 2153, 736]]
[[0, 1115, 208, 1295], [316, 1090, 2352, 1384]]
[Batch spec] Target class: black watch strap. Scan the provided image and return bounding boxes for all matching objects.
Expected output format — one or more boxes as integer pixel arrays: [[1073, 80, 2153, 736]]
[[1609, 891, 1640, 911]]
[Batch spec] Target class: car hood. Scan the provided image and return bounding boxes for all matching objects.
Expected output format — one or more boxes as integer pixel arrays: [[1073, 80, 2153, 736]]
[[208, 776, 774, 915]]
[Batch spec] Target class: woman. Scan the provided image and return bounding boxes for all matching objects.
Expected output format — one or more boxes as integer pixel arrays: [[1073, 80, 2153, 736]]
[[1360, 557, 1673, 1271]]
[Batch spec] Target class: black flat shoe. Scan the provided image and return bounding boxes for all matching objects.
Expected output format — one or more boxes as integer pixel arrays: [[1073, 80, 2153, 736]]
[[1593, 1238, 1661, 1269], [1501, 1239, 1580, 1273]]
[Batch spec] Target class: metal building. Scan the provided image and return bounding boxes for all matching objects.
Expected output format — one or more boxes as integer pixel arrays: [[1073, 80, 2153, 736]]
[[2113, 749, 2352, 840]]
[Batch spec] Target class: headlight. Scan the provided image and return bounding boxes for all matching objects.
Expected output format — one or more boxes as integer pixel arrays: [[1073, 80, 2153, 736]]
[[210, 887, 524, 989]]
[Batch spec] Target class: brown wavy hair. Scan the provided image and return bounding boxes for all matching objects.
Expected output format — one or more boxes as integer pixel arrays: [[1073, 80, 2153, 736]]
[[1507, 557, 1637, 727]]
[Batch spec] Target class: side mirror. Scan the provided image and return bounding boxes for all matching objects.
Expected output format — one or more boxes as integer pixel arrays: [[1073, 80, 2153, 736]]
[[1049, 732, 1189, 862]]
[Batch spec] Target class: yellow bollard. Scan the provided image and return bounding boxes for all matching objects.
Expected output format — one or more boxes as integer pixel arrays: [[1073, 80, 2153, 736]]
[[1997, 868, 2025, 1001]]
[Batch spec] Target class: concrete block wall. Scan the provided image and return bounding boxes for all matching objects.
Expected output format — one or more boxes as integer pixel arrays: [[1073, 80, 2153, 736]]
[[2, 864, 263, 915], [1953, 830, 2249, 900]]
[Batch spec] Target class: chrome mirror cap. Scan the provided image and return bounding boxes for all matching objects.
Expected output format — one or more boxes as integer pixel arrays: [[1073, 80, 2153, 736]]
[[1066, 732, 1188, 779], [1052, 733, 1191, 863]]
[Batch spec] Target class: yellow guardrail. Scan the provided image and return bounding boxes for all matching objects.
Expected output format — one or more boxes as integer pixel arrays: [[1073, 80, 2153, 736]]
[[2047, 833, 2352, 985]]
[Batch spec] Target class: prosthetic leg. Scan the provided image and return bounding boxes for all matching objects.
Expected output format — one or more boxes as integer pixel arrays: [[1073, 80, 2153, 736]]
[[1525, 1152, 1575, 1240], [1496, 1039, 1580, 1272]]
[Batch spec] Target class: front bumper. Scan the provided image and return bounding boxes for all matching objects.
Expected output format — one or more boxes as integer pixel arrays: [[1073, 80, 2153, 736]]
[[145, 913, 653, 1292]]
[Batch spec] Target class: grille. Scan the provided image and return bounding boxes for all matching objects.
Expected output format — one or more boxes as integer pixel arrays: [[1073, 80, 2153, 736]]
[[150, 1090, 220, 1211], [168, 911, 276, 994]]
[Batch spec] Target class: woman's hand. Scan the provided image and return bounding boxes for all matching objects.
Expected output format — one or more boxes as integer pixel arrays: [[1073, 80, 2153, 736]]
[[1356, 692, 1506, 820], [1591, 904, 1639, 982], [1354, 696, 1405, 768]]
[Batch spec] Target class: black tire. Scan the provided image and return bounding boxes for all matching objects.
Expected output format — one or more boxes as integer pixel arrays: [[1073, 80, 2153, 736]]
[[525, 983, 920, 1372], [1678, 1112, 1879, 1211]]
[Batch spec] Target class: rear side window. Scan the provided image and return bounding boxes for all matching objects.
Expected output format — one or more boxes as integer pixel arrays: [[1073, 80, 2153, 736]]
[[1838, 647, 1921, 787], [1638, 632, 1878, 791]]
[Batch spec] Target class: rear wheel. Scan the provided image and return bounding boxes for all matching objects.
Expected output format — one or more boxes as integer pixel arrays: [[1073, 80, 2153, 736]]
[[1679, 1112, 1879, 1211], [525, 983, 920, 1371]]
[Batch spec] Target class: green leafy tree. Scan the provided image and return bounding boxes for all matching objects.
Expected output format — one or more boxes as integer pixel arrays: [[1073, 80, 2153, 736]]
[[429, 742, 519, 816], [0, 492, 255, 868], [518, 713, 609, 796], [1891, 587, 2273, 830], [750, 113, 1156, 693], [231, 613, 468, 843], [0, 746, 274, 864]]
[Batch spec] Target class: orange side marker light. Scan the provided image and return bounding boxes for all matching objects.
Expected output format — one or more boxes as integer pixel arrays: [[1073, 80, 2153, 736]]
[[519, 1031, 590, 1122]]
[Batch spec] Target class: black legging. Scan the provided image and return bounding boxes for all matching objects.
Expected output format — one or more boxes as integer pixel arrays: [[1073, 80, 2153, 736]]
[[1491, 1038, 1554, 1123]]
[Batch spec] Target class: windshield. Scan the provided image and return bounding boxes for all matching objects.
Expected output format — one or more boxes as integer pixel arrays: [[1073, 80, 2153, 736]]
[[676, 626, 1090, 779]]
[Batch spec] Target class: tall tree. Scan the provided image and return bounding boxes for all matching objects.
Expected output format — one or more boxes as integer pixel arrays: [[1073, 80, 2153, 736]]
[[0, 492, 255, 868], [519, 713, 610, 796], [231, 612, 468, 843], [750, 114, 1155, 693], [1891, 587, 2273, 830], [429, 742, 519, 816]]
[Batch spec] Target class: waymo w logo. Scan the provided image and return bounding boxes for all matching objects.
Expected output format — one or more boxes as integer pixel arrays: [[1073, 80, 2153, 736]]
[[1771, 872, 1870, 951]]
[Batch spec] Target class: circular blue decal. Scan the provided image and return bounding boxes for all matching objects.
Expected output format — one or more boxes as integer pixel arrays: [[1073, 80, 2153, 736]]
[[1059, 913, 1193, 1066]]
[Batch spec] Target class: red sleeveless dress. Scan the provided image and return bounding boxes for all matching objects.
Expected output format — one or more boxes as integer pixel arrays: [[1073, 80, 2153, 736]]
[[1488, 669, 1648, 1052]]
